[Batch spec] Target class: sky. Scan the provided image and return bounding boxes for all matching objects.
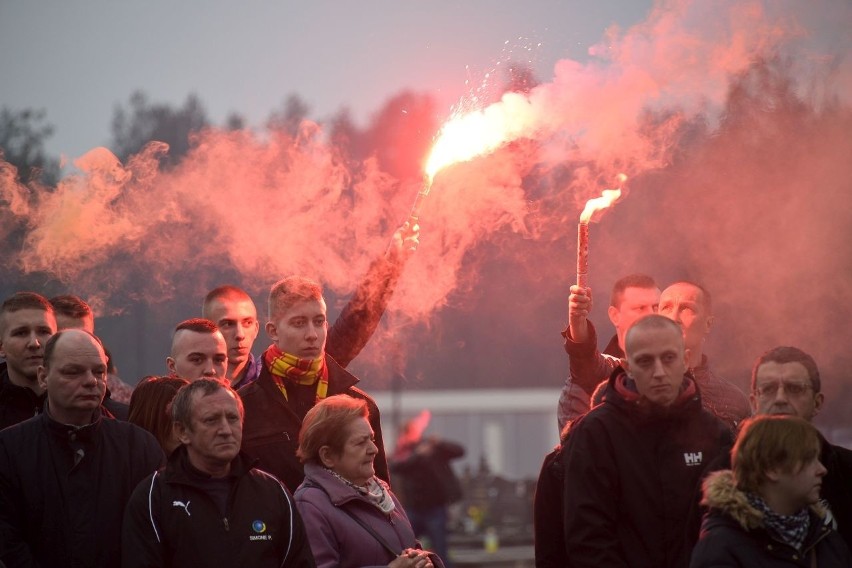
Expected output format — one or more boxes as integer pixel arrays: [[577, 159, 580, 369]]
[[1, 0, 652, 160]]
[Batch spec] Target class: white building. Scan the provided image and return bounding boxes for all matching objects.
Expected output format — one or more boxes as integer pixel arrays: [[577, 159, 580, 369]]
[[373, 388, 562, 480]]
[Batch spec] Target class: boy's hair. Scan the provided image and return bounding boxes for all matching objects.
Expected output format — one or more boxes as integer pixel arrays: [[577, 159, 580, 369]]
[[268, 276, 323, 321], [732, 415, 821, 493]]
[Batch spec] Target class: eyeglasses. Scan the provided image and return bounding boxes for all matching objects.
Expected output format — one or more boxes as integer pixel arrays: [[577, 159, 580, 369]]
[[754, 381, 814, 398]]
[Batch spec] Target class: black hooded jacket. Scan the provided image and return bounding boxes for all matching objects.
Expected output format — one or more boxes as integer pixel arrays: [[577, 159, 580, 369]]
[[561, 367, 733, 568]]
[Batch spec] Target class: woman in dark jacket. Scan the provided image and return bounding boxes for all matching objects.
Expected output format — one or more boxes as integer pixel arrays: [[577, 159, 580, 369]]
[[691, 415, 852, 567], [294, 395, 441, 568]]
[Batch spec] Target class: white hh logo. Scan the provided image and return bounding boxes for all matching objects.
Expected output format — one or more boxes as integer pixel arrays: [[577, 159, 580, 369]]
[[172, 500, 191, 516], [683, 452, 703, 467]]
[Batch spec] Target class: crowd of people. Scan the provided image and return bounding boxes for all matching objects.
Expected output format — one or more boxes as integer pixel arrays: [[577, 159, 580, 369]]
[[536, 274, 852, 568], [1, 222, 851, 568]]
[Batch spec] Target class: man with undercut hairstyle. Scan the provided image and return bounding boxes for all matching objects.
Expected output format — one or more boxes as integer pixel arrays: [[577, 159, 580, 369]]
[[0, 291, 57, 429], [202, 221, 420, 390], [561, 315, 732, 568], [557, 274, 660, 431], [166, 318, 228, 382], [0, 329, 163, 568], [239, 275, 390, 493]]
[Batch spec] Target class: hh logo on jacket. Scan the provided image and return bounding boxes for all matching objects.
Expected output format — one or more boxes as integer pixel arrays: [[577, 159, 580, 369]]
[[683, 452, 703, 467]]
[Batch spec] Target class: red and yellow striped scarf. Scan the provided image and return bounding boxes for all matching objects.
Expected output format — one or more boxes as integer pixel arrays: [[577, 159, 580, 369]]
[[263, 344, 328, 404]]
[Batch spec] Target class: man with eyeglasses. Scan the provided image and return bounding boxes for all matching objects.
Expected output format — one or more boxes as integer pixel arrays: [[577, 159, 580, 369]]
[[749, 345, 852, 550]]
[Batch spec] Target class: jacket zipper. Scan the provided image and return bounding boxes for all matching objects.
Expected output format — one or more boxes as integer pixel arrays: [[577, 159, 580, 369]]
[[223, 517, 230, 531]]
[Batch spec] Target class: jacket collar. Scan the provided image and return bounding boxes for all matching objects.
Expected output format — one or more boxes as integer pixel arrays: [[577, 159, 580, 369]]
[[603, 367, 701, 417], [0, 363, 46, 404], [164, 444, 257, 486], [42, 403, 104, 444], [702, 469, 830, 531], [302, 461, 388, 507]]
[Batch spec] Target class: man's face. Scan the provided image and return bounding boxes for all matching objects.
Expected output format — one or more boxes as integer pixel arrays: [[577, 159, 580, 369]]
[[167, 330, 228, 381], [266, 299, 327, 359], [0, 309, 57, 384], [658, 283, 713, 352], [38, 331, 107, 421], [624, 325, 689, 407], [177, 389, 243, 470], [55, 313, 95, 334], [751, 361, 823, 421], [608, 287, 660, 338], [204, 297, 259, 367]]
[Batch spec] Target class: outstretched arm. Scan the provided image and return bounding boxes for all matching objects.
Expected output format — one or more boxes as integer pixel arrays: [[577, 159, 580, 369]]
[[326, 221, 419, 368]]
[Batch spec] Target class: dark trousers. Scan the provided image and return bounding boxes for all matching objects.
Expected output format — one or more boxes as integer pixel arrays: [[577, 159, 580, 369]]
[[408, 505, 451, 568]]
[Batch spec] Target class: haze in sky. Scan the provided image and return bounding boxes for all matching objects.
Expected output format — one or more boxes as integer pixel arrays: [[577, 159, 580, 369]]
[[1, 0, 652, 160]]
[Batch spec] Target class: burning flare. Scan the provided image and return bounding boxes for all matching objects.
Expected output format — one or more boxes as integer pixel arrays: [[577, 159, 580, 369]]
[[577, 174, 627, 287], [411, 93, 536, 221], [579, 173, 626, 223]]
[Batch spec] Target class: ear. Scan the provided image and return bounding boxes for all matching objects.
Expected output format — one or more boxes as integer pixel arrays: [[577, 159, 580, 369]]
[[683, 348, 692, 368], [749, 392, 759, 414], [265, 321, 278, 342], [620, 357, 630, 375], [175, 421, 191, 445], [166, 357, 177, 376], [607, 305, 619, 327], [0, 340, 5, 359], [764, 468, 782, 483], [37, 366, 48, 391], [704, 315, 715, 334], [812, 392, 825, 417], [318, 445, 337, 469]]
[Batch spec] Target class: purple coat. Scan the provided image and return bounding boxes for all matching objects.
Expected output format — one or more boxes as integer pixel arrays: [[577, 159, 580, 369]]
[[294, 463, 418, 568]]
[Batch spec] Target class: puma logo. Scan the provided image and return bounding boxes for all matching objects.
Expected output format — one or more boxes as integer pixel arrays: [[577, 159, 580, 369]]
[[172, 500, 191, 516]]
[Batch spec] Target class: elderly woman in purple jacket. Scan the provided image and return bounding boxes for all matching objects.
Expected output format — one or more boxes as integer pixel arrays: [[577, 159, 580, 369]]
[[295, 395, 440, 568]]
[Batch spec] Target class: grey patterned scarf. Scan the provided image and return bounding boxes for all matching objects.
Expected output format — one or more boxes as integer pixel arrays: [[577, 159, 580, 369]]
[[747, 492, 810, 551], [327, 468, 396, 514]]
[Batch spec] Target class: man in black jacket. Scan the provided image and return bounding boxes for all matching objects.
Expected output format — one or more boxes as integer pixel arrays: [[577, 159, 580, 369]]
[[0, 291, 56, 430], [122, 379, 315, 568], [0, 329, 164, 567], [561, 315, 732, 568]]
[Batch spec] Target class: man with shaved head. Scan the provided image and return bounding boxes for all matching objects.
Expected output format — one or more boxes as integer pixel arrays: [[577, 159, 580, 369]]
[[166, 318, 228, 382], [558, 279, 750, 432], [0, 329, 163, 567], [657, 281, 749, 430], [557, 274, 660, 432], [560, 315, 732, 568]]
